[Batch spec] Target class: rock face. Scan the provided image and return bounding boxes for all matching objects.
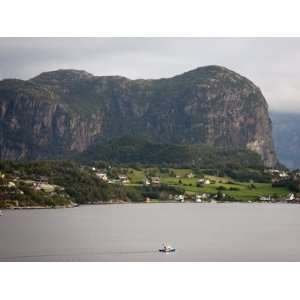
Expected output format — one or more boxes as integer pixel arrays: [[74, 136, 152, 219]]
[[0, 66, 277, 166]]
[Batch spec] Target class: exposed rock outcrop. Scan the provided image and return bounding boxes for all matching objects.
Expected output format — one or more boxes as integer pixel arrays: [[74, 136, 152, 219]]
[[0, 66, 277, 166]]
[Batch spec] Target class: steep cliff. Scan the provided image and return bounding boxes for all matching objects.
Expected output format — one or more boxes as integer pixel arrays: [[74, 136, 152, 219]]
[[0, 66, 277, 166]]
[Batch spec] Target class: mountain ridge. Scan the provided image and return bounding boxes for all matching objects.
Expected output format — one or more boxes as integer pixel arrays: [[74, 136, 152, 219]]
[[0, 65, 277, 166]]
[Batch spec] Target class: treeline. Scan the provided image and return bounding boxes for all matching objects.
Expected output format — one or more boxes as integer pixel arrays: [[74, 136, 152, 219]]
[[76, 136, 270, 182], [0, 160, 189, 206], [0, 160, 130, 206]]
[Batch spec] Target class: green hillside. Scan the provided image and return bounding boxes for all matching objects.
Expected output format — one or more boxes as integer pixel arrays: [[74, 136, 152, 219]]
[[77, 136, 270, 182]]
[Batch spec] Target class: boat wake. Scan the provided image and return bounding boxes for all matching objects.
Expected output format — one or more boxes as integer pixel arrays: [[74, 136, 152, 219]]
[[0, 250, 159, 261]]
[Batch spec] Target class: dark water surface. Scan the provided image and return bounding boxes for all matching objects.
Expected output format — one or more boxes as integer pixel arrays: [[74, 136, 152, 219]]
[[1, 203, 300, 261]]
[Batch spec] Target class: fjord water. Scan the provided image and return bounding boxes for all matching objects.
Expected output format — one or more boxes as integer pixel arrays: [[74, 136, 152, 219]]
[[1, 203, 300, 262]]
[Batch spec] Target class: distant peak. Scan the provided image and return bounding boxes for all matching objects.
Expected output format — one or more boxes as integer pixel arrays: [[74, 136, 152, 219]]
[[172, 64, 256, 86], [180, 65, 237, 76], [30, 69, 94, 83], [195, 65, 229, 71]]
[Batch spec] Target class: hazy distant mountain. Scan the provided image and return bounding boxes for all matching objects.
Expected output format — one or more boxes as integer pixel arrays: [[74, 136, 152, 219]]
[[0, 65, 277, 166], [271, 111, 300, 169]]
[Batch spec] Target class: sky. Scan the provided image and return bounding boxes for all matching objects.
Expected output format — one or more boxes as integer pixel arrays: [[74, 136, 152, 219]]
[[0, 37, 299, 113]]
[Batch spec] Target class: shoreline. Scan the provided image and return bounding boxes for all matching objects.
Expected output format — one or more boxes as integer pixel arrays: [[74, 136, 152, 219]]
[[1, 204, 78, 210], [2, 199, 300, 210]]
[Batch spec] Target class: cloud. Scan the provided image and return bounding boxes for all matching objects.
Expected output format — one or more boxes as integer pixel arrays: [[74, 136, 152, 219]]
[[0, 37, 299, 112]]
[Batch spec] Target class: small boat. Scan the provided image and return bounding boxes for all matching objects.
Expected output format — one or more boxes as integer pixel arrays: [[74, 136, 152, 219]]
[[159, 243, 176, 253], [0, 210, 3, 216]]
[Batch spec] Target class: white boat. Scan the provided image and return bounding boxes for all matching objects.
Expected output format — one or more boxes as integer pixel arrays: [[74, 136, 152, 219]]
[[0, 210, 3, 216], [159, 243, 176, 252]]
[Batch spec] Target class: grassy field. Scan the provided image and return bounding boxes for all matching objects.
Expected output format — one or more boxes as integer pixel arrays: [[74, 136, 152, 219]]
[[126, 167, 290, 201]]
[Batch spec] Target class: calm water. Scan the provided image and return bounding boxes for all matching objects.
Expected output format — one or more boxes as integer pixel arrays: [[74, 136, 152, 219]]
[[1, 203, 300, 261]]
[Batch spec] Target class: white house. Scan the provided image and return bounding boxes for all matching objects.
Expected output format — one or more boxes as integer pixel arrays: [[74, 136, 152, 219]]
[[197, 178, 210, 185], [118, 175, 130, 184], [144, 178, 151, 186], [7, 181, 16, 188], [287, 193, 295, 201], [186, 173, 194, 178], [175, 194, 185, 202], [201, 193, 209, 199], [96, 172, 108, 181], [33, 182, 57, 193], [279, 171, 289, 178], [151, 177, 160, 185]]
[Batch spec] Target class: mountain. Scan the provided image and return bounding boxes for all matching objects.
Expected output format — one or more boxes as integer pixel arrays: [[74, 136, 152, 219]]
[[271, 111, 300, 169], [0, 66, 277, 166]]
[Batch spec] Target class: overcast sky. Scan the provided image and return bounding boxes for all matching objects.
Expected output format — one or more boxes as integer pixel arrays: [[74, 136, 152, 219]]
[[0, 37, 299, 112]]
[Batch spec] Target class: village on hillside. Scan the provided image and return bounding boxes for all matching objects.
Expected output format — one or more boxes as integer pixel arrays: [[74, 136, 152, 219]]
[[90, 166, 300, 204], [1, 160, 300, 209], [2, 161, 300, 209]]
